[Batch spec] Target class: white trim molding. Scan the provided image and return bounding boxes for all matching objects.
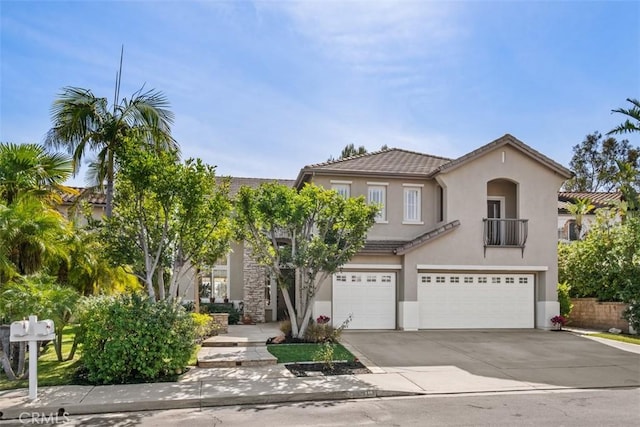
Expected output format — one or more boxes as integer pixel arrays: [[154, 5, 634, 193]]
[[330, 180, 353, 184], [367, 181, 389, 186], [416, 264, 548, 272], [340, 264, 403, 270], [402, 183, 424, 187]]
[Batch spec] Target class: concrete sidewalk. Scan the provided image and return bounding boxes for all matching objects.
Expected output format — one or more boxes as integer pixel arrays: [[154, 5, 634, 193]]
[[1, 327, 638, 420]]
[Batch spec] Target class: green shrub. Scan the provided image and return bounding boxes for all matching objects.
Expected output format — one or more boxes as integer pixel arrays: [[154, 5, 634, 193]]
[[304, 323, 338, 343], [557, 282, 573, 318], [201, 303, 240, 324], [76, 294, 195, 384], [191, 312, 218, 342]]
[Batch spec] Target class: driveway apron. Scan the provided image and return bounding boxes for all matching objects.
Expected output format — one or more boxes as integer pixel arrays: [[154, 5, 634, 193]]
[[342, 330, 640, 389]]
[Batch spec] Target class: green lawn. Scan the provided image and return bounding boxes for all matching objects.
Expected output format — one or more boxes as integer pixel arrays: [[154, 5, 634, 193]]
[[590, 333, 640, 345], [267, 343, 355, 363], [0, 325, 81, 391]]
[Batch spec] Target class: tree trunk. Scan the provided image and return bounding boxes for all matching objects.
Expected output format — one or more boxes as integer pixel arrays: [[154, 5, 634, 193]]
[[105, 148, 114, 218], [66, 335, 79, 361], [281, 288, 300, 337], [158, 268, 166, 301]]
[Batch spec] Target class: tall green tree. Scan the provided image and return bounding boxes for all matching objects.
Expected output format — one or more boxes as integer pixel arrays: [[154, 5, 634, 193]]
[[235, 183, 377, 338], [608, 98, 640, 135], [46, 84, 177, 217], [562, 132, 639, 192], [102, 140, 232, 300]]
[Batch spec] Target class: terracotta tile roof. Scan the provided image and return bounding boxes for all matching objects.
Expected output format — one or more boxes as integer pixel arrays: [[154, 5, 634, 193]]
[[428, 134, 573, 179], [296, 148, 451, 185], [61, 187, 106, 205], [558, 192, 622, 211], [217, 177, 295, 196], [394, 220, 461, 255]]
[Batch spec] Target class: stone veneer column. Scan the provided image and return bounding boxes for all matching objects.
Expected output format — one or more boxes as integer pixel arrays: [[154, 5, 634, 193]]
[[243, 245, 266, 323]]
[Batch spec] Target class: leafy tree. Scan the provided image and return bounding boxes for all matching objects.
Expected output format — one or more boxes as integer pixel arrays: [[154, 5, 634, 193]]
[[235, 183, 377, 338], [558, 209, 640, 305], [608, 98, 640, 135], [0, 274, 80, 379], [562, 132, 639, 192], [54, 219, 140, 296], [102, 140, 232, 300], [46, 83, 177, 217]]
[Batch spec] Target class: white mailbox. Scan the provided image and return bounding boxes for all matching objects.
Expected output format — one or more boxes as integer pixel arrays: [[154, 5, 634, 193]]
[[34, 319, 55, 339], [8, 315, 56, 401], [10, 320, 30, 340]]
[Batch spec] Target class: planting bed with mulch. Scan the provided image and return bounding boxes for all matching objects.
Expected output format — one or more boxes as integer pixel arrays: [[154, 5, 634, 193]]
[[285, 361, 371, 377]]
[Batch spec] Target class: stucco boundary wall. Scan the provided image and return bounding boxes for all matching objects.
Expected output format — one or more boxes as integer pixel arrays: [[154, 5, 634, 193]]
[[569, 298, 631, 333]]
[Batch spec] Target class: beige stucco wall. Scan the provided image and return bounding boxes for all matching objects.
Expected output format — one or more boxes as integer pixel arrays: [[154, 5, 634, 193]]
[[403, 145, 566, 302], [310, 175, 440, 240]]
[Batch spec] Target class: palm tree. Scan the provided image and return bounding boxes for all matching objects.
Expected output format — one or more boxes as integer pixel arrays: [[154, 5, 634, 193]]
[[608, 98, 640, 135], [0, 142, 74, 205], [0, 197, 70, 277], [566, 197, 595, 239], [45, 84, 177, 217]]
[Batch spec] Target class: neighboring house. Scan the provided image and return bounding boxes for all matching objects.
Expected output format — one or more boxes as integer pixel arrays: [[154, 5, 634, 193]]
[[557, 192, 622, 241], [194, 134, 572, 330], [58, 187, 106, 224]]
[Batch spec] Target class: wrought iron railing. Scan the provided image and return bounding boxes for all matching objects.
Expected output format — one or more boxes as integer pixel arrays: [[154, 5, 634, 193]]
[[483, 218, 528, 255]]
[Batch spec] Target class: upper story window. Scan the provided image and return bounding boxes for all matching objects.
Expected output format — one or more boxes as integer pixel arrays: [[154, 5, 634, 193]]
[[403, 184, 423, 223], [367, 182, 387, 222], [331, 180, 351, 199]]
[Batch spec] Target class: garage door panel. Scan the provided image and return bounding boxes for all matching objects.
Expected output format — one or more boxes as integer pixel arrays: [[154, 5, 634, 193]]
[[333, 273, 395, 330], [418, 274, 534, 329]]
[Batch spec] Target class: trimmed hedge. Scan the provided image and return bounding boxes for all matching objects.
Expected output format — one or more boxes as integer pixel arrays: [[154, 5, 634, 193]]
[[200, 302, 241, 325], [76, 294, 195, 384]]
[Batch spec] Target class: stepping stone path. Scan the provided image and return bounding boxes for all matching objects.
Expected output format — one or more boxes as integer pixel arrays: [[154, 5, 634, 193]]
[[197, 324, 279, 368]]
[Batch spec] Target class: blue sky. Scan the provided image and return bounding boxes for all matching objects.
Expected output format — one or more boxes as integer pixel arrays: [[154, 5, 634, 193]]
[[1, 1, 639, 185]]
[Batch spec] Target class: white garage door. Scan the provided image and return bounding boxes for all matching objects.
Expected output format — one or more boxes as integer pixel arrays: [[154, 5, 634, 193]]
[[418, 273, 534, 329], [333, 272, 396, 330]]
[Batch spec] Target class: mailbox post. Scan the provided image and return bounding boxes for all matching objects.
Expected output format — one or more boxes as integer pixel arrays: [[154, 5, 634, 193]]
[[9, 315, 55, 400]]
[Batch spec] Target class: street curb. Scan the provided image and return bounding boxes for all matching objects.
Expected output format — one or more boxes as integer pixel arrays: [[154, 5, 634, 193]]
[[0, 389, 419, 420]]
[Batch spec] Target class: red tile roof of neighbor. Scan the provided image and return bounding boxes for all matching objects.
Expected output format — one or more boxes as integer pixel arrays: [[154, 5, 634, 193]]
[[61, 187, 107, 205], [558, 192, 622, 210]]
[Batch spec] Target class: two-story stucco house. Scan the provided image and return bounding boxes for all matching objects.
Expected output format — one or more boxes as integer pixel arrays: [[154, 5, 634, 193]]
[[192, 134, 572, 330]]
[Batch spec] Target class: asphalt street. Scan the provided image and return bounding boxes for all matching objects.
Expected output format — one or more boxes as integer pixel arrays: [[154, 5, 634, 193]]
[[7, 388, 637, 427]]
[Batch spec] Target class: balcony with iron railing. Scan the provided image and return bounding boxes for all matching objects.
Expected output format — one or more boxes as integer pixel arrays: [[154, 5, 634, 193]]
[[483, 218, 528, 256]]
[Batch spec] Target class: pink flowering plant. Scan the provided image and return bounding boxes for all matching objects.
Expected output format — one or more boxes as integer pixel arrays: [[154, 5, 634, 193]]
[[550, 315, 567, 328], [316, 315, 330, 325]]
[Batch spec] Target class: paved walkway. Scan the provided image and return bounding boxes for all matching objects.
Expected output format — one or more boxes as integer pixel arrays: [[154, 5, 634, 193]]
[[1, 325, 638, 420]]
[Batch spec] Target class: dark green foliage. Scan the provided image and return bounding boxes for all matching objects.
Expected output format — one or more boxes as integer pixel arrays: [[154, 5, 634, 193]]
[[558, 213, 640, 303], [201, 303, 240, 325], [76, 294, 195, 384], [557, 282, 573, 318]]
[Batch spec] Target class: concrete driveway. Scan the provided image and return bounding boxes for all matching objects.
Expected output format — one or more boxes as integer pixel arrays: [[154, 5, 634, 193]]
[[342, 330, 640, 392]]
